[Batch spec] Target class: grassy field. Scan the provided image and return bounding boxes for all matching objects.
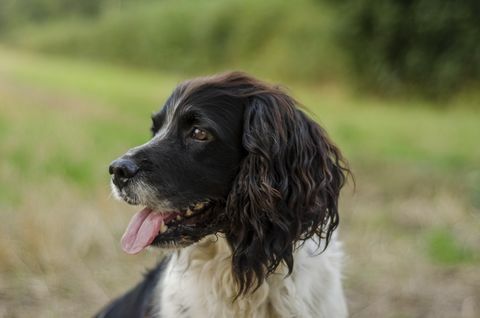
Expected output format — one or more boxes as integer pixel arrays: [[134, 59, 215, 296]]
[[0, 47, 479, 317]]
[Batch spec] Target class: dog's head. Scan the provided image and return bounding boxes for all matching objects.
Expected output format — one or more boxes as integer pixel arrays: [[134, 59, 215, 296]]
[[109, 72, 349, 294]]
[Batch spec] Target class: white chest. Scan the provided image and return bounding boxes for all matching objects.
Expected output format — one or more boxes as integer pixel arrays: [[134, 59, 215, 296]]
[[154, 237, 347, 318]]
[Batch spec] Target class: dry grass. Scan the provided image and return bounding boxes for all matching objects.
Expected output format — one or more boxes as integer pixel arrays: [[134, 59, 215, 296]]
[[343, 166, 480, 318], [0, 184, 157, 317], [1, 172, 478, 318], [0, 49, 479, 317]]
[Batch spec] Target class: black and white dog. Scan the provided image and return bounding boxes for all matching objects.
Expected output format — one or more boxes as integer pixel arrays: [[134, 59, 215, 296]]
[[97, 72, 350, 318]]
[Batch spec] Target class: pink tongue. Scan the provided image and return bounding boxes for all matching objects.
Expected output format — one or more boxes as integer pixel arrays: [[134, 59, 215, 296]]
[[121, 207, 165, 254]]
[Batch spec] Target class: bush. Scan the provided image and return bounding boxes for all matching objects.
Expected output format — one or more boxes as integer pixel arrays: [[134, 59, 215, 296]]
[[5, 0, 478, 99], [0, 0, 103, 29], [6, 0, 344, 82], [334, 0, 480, 97]]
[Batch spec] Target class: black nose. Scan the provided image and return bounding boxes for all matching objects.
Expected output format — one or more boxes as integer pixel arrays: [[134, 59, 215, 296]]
[[109, 158, 139, 185]]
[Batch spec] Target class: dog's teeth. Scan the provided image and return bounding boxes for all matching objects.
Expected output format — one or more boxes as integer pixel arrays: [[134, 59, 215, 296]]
[[194, 202, 205, 210], [185, 209, 193, 216], [159, 223, 168, 234]]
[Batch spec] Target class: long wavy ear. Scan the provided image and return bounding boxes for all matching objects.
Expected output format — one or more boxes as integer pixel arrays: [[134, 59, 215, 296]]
[[225, 90, 350, 296]]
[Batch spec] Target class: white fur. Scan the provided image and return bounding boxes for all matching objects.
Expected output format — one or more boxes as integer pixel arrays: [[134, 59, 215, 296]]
[[111, 176, 174, 210], [153, 236, 347, 318], [123, 96, 183, 161], [154, 101, 177, 140]]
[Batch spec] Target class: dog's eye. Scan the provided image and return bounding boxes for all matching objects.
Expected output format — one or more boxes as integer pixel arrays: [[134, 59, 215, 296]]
[[191, 128, 210, 141]]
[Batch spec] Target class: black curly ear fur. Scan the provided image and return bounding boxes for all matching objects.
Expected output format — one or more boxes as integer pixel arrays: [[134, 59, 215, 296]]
[[225, 84, 350, 296]]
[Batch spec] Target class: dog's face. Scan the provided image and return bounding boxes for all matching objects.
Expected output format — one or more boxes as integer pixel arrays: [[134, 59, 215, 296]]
[[110, 72, 349, 294], [110, 80, 246, 251]]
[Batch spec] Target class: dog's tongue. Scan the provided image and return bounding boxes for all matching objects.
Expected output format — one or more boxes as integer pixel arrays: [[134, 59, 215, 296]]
[[121, 207, 165, 254]]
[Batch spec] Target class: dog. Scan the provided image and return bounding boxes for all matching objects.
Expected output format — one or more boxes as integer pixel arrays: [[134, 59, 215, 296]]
[[97, 72, 350, 318]]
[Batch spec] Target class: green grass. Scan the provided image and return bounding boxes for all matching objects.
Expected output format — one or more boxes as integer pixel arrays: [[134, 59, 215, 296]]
[[1, 47, 479, 177], [426, 228, 478, 265]]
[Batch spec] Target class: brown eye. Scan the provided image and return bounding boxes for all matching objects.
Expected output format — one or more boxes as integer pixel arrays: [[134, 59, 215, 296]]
[[191, 128, 209, 141]]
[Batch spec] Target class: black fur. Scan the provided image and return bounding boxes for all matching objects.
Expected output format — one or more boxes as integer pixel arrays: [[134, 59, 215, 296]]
[[225, 90, 348, 295], [100, 72, 350, 315], [95, 257, 169, 318]]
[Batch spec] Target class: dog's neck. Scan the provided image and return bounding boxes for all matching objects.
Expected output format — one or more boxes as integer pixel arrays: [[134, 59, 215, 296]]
[[154, 235, 347, 318]]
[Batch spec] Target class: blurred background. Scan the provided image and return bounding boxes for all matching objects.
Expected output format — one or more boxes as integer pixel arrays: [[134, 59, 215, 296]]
[[0, 0, 479, 317]]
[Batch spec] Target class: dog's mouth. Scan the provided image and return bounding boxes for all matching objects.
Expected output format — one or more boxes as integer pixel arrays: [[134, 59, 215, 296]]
[[120, 200, 213, 254]]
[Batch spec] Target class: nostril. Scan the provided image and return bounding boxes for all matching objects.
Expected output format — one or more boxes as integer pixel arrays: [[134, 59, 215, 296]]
[[116, 167, 127, 179], [109, 159, 139, 180]]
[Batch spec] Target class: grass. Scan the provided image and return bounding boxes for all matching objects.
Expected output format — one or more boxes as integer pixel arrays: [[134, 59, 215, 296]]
[[426, 228, 478, 265], [1, 48, 478, 172], [0, 47, 479, 317]]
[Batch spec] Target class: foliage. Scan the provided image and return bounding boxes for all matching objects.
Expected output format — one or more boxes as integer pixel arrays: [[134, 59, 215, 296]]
[[4, 0, 344, 82], [333, 0, 480, 97], [2, 0, 480, 100], [0, 0, 104, 30]]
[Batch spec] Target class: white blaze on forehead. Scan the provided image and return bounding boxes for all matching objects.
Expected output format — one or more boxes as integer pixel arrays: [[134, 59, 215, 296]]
[[124, 95, 185, 157], [154, 96, 183, 140]]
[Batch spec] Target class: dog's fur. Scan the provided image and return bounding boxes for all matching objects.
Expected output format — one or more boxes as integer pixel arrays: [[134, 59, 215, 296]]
[[97, 72, 350, 318]]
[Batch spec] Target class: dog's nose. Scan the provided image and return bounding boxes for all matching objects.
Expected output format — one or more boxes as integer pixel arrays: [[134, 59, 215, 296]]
[[109, 159, 139, 183]]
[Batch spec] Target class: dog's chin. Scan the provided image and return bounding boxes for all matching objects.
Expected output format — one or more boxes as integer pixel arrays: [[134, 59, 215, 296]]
[[148, 200, 223, 249], [113, 185, 225, 252]]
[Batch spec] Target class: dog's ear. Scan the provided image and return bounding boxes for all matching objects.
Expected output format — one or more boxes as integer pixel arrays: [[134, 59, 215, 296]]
[[225, 90, 350, 295]]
